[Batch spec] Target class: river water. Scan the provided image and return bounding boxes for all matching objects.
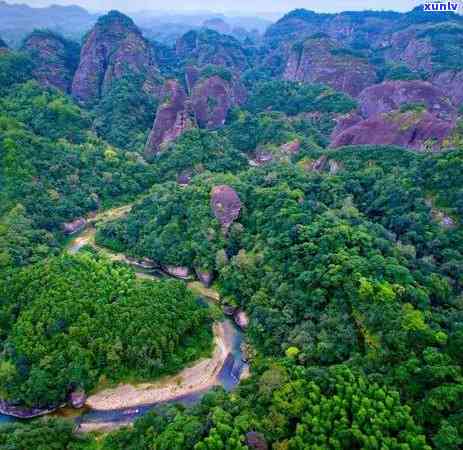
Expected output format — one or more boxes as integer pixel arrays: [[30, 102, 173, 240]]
[[1, 223, 248, 429]]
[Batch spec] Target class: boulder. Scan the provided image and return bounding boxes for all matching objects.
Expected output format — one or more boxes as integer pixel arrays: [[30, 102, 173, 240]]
[[233, 309, 250, 330], [245, 431, 268, 450], [69, 389, 86, 409], [163, 265, 191, 279], [328, 160, 343, 175], [195, 269, 214, 287], [144, 79, 194, 158], [283, 36, 377, 97], [72, 11, 159, 105], [211, 185, 242, 234], [177, 169, 193, 186], [62, 218, 87, 235], [280, 139, 301, 155], [22, 30, 79, 93], [358, 80, 456, 121]]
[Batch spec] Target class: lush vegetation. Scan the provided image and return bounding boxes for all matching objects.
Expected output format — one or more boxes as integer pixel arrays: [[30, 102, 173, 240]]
[[0, 254, 212, 407], [0, 51, 158, 268], [2, 9, 463, 450]]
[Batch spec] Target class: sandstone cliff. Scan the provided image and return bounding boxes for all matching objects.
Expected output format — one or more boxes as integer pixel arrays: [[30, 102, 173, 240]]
[[144, 79, 195, 158], [22, 30, 79, 92], [72, 10, 159, 105]]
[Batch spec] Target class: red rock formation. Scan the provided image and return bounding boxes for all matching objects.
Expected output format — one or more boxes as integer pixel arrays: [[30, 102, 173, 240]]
[[191, 75, 245, 129], [72, 11, 159, 105], [195, 269, 214, 287], [211, 185, 242, 234], [331, 111, 453, 151], [144, 79, 194, 158], [22, 30, 79, 92], [62, 218, 87, 235], [245, 431, 268, 450], [283, 37, 377, 96], [358, 80, 456, 121]]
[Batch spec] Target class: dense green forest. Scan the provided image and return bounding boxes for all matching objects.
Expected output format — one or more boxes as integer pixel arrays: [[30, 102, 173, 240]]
[[2, 6, 463, 450], [0, 254, 212, 407]]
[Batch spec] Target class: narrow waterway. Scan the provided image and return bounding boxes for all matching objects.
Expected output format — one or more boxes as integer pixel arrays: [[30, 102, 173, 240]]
[[0, 208, 249, 431]]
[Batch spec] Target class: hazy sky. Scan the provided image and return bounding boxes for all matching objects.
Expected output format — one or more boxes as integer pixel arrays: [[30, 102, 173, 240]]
[[5, 0, 424, 14]]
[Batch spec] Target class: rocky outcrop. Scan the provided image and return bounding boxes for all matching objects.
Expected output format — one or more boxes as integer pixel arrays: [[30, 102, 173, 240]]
[[63, 218, 87, 235], [331, 110, 453, 151], [163, 265, 191, 279], [195, 269, 214, 287], [280, 139, 301, 155], [330, 80, 457, 150], [21, 30, 79, 92], [72, 10, 159, 105], [432, 70, 463, 107], [69, 389, 86, 409], [358, 80, 456, 121], [191, 75, 246, 129], [283, 37, 377, 97], [211, 185, 242, 234], [233, 309, 250, 330], [245, 431, 268, 450], [144, 79, 194, 158], [176, 29, 249, 71], [0, 399, 59, 419]]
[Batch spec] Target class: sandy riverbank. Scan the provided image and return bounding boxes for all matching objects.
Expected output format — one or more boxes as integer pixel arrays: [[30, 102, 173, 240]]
[[84, 322, 228, 412]]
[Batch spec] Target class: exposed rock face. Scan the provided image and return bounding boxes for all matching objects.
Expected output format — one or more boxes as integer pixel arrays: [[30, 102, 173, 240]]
[[358, 80, 456, 120], [234, 309, 250, 330], [177, 169, 193, 186], [330, 80, 457, 150], [211, 185, 242, 234], [245, 431, 268, 450], [0, 399, 59, 419], [163, 265, 191, 279], [176, 29, 249, 71], [331, 110, 453, 151], [144, 79, 194, 158], [280, 139, 301, 155], [191, 75, 245, 129], [432, 70, 463, 107], [283, 37, 377, 96], [195, 269, 214, 287], [72, 11, 158, 105], [21, 30, 79, 92], [63, 218, 87, 235], [69, 389, 86, 409]]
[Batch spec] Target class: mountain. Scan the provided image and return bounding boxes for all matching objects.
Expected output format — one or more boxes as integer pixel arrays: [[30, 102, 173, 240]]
[[71, 10, 160, 106], [0, 1, 97, 47], [21, 30, 79, 92]]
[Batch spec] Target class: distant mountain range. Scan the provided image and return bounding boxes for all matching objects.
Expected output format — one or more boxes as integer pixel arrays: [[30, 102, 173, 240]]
[[0, 1, 273, 47]]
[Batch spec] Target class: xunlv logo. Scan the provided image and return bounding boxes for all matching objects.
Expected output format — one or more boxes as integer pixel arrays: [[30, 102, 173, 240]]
[[423, 1, 462, 12]]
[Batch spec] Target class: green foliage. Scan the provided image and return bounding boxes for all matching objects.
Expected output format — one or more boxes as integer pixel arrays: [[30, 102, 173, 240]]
[[200, 64, 233, 82], [0, 418, 92, 450], [0, 254, 212, 407], [93, 73, 158, 151], [245, 80, 357, 116]]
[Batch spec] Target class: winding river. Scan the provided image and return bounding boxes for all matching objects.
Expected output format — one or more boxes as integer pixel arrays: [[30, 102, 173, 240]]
[[0, 204, 248, 432]]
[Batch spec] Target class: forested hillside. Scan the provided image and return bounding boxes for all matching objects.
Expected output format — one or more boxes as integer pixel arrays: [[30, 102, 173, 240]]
[[1, 4, 463, 450]]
